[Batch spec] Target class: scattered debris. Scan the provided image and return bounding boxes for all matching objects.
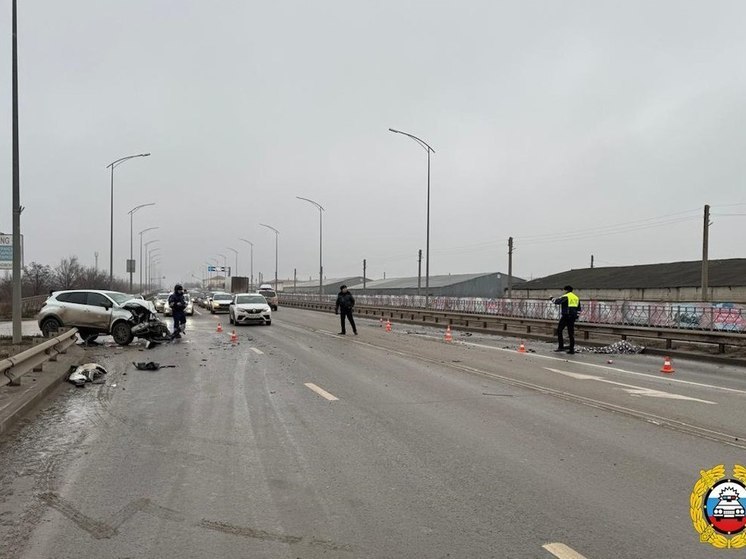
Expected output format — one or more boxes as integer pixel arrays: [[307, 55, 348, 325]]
[[460, 332, 473, 337], [66, 363, 108, 387], [576, 340, 644, 355], [132, 362, 177, 371]]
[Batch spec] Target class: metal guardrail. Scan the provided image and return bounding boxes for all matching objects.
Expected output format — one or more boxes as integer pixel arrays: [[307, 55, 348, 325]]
[[281, 294, 746, 333], [0, 328, 78, 388], [282, 299, 746, 354]]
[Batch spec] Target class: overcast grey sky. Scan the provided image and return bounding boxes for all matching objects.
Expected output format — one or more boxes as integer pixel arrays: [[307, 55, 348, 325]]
[[1, 0, 744, 286]]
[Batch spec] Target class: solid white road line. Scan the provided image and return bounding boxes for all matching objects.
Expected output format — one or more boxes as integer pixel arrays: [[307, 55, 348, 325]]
[[543, 542, 589, 559], [250, 348, 264, 355], [304, 383, 339, 401], [544, 367, 717, 404], [461, 340, 746, 395]]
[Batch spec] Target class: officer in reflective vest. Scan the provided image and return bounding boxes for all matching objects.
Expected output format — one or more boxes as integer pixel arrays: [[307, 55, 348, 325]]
[[551, 285, 581, 354]]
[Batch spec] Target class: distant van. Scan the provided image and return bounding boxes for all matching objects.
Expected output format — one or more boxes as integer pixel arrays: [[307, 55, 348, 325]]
[[258, 285, 278, 311]]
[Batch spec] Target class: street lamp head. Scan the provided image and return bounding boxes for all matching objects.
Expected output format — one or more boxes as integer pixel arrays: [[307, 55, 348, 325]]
[[141, 153, 151, 157], [388, 128, 400, 133]]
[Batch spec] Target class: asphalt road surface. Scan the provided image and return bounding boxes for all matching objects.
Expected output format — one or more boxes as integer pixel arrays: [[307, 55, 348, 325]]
[[1, 307, 746, 558]]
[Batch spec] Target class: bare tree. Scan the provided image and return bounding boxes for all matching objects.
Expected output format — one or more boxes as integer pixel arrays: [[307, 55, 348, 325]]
[[54, 257, 83, 290], [23, 262, 54, 296]]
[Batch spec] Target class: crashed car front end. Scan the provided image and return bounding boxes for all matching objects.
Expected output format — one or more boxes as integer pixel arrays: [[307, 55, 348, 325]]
[[123, 300, 172, 344]]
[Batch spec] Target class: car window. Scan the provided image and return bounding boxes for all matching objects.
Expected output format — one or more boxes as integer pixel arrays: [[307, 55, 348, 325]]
[[104, 292, 131, 305], [87, 293, 113, 307], [259, 291, 277, 298], [214, 294, 233, 301], [57, 292, 87, 304], [236, 295, 267, 304]]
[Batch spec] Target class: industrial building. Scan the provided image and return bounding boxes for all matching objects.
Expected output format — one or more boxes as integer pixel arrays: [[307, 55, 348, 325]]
[[514, 258, 746, 302], [346, 272, 523, 298]]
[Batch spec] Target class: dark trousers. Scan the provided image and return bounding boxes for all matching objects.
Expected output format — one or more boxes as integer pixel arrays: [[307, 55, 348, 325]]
[[340, 309, 357, 334], [557, 315, 576, 350], [172, 312, 186, 336]]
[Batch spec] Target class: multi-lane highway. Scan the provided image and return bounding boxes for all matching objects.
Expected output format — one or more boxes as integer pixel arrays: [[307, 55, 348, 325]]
[[1, 307, 745, 558]]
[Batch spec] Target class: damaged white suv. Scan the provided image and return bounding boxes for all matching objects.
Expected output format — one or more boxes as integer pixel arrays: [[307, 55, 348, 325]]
[[37, 289, 168, 345]]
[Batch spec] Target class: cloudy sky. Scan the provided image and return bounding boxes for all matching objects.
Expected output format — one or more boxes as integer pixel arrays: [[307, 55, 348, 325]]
[[1, 0, 744, 287]]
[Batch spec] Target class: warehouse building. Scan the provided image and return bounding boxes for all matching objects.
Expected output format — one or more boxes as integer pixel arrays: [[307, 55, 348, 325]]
[[513, 258, 746, 302], [347, 272, 523, 298], [284, 276, 369, 295]]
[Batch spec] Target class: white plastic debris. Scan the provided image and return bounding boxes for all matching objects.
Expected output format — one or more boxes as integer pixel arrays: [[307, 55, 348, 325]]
[[67, 363, 108, 387]]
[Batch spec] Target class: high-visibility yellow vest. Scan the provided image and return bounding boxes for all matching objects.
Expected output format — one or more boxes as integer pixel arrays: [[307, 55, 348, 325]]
[[566, 292, 580, 308]]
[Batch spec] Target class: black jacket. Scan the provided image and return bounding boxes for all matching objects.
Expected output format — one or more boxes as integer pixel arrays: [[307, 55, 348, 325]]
[[168, 292, 187, 315], [552, 294, 581, 318], [336, 292, 355, 313]]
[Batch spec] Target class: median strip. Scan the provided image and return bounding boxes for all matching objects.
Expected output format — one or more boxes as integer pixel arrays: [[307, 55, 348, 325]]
[[304, 383, 339, 401]]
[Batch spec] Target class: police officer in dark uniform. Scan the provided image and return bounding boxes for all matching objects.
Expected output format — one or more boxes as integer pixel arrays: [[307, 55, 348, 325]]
[[551, 285, 581, 354], [168, 284, 187, 339], [335, 285, 357, 335]]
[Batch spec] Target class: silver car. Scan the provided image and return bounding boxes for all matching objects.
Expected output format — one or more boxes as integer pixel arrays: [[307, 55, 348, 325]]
[[37, 290, 155, 345], [209, 292, 234, 314]]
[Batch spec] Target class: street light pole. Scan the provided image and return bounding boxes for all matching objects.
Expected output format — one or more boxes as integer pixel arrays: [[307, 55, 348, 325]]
[[128, 203, 155, 292], [11, 0, 23, 343], [239, 239, 254, 290], [389, 128, 435, 308], [106, 153, 150, 288], [146, 245, 160, 291], [226, 247, 239, 279], [260, 224, 280, 291], [297, 197, 325, 300], [139, 227, 159, 293], [218, 253, 228, 290]]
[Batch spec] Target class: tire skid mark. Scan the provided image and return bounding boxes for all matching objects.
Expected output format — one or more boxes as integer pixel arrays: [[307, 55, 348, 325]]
[[38, 492, 353, 552]]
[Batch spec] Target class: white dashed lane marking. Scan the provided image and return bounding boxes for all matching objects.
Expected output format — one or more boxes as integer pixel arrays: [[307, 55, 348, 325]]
[[304, 383, 339, 401], [543, 542, 589, 559]]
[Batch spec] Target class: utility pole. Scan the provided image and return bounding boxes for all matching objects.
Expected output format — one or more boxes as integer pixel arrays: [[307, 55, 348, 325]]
[[590, 254, 594, 269], [701, 204, 711, 302], [95, 252, 99, 270], [507, 237, 514, 299], [363, 259, 367, 291], [417, 249, 422, 296], [293, 268, 297, 292], [11, 0, 22, 344]]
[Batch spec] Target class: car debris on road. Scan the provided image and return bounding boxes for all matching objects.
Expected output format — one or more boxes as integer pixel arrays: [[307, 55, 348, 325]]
[[66, 363, 108, 387]]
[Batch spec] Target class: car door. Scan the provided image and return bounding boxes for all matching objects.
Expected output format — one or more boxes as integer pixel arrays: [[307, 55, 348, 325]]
[[55, 291, 89, 326], [85, 292, 116, 330]]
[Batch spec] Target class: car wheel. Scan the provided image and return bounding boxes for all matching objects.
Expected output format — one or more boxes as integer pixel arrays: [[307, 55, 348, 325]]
[[266, 320, 271, 326], [111, 322, 134, 346], [40, 317, 63, 338], [229, 315, 234, 325]]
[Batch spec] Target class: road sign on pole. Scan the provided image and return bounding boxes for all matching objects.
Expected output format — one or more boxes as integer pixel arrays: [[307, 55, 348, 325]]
[[0, 234, 23, 270]]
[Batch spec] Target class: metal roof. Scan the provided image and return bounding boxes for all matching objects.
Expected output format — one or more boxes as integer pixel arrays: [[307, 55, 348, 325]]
[[348, 272, 517, 290], [518, 258, 746, 290], [289, 276, 368, 289]]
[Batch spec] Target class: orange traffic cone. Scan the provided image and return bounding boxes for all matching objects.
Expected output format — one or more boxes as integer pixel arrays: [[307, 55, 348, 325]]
[[444, 325, 453, 343], [660, 356, 675, 374], [385, 319, 392, 332], [216, 322, 223, 333], [518, 342, 526, 353], [230, 330, 238, 344]]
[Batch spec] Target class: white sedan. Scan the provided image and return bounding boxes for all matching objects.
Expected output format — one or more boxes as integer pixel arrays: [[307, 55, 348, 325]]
[[229, 293, 272, 326]]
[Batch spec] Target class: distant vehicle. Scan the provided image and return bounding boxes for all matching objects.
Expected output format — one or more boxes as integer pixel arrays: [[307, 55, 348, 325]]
[[163, 293, 194, 317], [259, 284, 273, 291], [229, 293, 272, 326], [258, 287, 279, 311], [210, 292, 234, 314], [153, 292, 170, 313], [37, 289, 170, 345]]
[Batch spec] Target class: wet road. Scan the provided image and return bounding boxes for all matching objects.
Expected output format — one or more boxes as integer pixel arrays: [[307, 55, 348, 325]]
[[1, 308, 745, 558]]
